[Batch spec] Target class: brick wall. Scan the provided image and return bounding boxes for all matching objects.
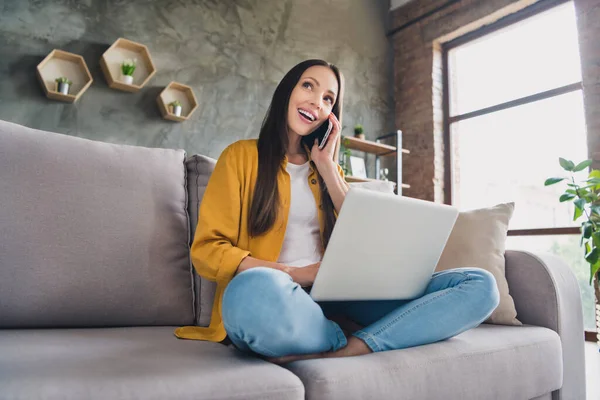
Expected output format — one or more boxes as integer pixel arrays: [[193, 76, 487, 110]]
[[391, 0, 600, 201]]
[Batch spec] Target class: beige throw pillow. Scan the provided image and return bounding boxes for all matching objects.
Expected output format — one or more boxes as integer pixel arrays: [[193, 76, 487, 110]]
[[435, 202, 521, 326]]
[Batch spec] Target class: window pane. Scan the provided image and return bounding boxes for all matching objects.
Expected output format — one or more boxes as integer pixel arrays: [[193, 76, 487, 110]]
[[451, 90, 588, 230], [506, 235, 596, 331], [448, 1, 582, 116]]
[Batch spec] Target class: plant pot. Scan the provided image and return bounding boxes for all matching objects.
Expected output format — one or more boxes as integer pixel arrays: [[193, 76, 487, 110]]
[[57, 82, 70, 95], [355, 133, 365, 140], [121, 75, 134, 85], [172, 105, 182, 117]]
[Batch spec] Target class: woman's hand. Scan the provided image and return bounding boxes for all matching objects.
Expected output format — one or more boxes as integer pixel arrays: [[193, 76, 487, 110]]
[[287, 262, 321, 287], [311, 113, 341, 173]]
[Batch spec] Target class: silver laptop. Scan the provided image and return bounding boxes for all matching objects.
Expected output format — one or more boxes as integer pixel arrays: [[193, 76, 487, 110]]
[[310, 187, 459, 301]]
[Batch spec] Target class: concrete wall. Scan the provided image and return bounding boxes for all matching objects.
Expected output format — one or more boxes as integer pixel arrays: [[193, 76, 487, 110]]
[[0, 0, 394, 161]]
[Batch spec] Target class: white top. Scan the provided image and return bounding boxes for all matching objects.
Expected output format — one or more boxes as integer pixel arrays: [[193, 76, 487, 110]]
[[277, 161, 323, 268]]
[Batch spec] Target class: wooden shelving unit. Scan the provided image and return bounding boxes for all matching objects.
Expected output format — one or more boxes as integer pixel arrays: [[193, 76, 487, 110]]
[[36, 49, 93, 103], [342, 130, 409, 195], [100, 38, 156, 93], [157, 81, 199, 122], [343, 136, 409, 157]]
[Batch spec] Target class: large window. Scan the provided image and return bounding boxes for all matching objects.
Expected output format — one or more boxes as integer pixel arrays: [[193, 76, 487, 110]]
[[443, 0, 595, 332]]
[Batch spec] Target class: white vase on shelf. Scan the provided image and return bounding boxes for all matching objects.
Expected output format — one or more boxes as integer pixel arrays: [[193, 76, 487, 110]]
[[121, 75, 134, 85]]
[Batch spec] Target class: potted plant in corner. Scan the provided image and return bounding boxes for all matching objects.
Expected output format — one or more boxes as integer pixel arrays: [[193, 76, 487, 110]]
[[55, 77, 72, 95], [169, 100, 182, 117], [354, 124, 365, 140], [120, 58, 136, 85], [545, 157, 600, 346]]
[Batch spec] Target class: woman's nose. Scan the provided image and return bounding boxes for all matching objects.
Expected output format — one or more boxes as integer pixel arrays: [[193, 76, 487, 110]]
[[310, 96, 323, 110]]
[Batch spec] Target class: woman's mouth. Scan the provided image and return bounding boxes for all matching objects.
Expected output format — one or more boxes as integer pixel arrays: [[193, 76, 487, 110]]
[[297, 108, 316, 124]]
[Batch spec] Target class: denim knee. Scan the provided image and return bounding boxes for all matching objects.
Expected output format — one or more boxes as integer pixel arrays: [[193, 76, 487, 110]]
[[222, 267, 295, 333], [463, 267, 500, 316]]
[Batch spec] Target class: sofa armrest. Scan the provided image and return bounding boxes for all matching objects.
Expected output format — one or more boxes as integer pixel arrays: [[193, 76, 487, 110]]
[[504, 250, 586, 400]]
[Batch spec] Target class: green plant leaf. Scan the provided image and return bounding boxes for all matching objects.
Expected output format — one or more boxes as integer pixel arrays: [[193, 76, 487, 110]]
[[587, 170, 600, 191], [585, 177, 600, 185], [585, 241, 591, 255], [585, 246, 598, 265], [565, 189, 577, 195], [591, 205, 600, 216], [591, 260, 600, 285], [573, 160, 593, 172], [559, 193, 576, 202], [584, 193, 597, 203], [544, 177, 565, 186], [574, 198, 585, 220], [559, 157, 575, 171], [592, 231, 600, 248], [582, 221, 593, 239]]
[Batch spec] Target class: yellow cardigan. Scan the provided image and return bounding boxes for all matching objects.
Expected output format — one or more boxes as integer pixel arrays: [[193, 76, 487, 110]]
[[174, 139, 343, 342]]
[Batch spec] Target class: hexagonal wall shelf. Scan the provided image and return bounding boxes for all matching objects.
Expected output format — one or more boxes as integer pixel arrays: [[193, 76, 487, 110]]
[[36, 50, 93, 103], [157, 82, 199, 122], [100, 38, 156, 93]]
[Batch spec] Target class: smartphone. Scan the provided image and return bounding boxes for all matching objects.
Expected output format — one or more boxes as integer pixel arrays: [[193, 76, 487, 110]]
[[302, 119, 333, 150]]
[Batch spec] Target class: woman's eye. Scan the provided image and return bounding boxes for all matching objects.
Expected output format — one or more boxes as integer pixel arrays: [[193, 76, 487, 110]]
[[302, 82, 312, 89], [325, 96, 333, 104]]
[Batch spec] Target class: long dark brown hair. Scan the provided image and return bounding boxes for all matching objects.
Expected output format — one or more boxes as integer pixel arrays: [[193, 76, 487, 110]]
[[249, 59, 344, 249]]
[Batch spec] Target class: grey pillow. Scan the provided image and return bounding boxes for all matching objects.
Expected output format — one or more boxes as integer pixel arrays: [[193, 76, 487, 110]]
[[0, 119, 194, 328], [185, 154, 217, 326]]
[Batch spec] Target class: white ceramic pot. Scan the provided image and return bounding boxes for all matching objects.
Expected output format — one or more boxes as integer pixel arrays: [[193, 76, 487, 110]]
[[57, 82, 70, 95], [121, 75, 134, 85], [173, 105, 182, 117]]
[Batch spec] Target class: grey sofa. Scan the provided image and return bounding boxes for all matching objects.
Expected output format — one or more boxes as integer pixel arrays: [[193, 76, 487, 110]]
[[0, 119, 586, 400]]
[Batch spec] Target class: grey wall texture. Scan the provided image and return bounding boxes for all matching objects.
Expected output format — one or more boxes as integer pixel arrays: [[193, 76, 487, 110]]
[[0, 0, 395, 163]]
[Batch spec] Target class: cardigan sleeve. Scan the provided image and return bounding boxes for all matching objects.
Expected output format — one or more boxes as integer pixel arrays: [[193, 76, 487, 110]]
[[190, 143, 250, 284]]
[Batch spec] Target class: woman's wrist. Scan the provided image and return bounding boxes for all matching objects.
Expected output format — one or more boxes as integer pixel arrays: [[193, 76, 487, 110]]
[[314, 160, 338, 176], [237, 256, 290, 275]]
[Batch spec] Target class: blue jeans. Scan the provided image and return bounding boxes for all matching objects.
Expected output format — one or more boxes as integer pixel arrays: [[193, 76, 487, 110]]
[[221, 267, 500, 357]]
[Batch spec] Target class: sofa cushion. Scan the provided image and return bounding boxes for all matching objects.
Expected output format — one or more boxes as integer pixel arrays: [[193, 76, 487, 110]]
[[0, 327, 304, 400], [285, 324, 562, 400], [186, 154, 218, 326], [436, 202, 521, 326], [0, 119, 194, 328]]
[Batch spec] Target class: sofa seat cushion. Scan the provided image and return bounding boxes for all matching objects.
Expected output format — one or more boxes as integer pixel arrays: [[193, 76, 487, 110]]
[[0, 327, 303, 400], [285, 324, 562, 400]]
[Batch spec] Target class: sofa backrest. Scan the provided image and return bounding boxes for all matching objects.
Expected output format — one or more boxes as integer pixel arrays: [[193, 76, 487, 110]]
[[0, 120, 194, 328]]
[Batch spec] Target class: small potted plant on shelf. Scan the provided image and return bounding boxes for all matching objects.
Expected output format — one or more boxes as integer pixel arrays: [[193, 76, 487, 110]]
[[545, 157, 600, 346], [169, 100, 183, 117], [339, 144, 352, 176], [354, 124, 365, 140], [55, 77, 72, 95], [120, 58, 137, 85]]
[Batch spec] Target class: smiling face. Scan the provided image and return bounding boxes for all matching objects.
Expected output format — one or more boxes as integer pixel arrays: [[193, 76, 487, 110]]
[[287, 65, 339, 137]]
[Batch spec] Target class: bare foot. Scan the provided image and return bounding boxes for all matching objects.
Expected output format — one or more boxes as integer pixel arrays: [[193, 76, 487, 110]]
[[266, 351, 327, 364], [266, 337, 372, 364], [323, 336, 372, 358]]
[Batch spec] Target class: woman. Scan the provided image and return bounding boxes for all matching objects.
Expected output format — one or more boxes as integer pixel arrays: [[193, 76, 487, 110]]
[[174, 59, 500, 364]]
